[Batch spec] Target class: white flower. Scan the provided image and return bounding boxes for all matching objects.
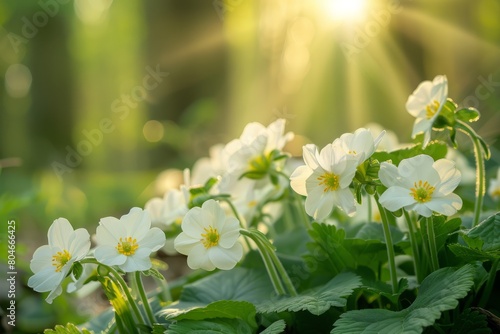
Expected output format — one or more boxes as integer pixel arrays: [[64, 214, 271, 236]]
[[488, 168, 500, 200], [144, 189, 188, 227], [174, 200, 243, 271], [94, 208, 166, 272], [364, 122, 405, 152], [290, 143, 358, 221], [191, 144, 227, 187], [222, 119, 294, 177], [28, 218, 90, 304], [67, 263, 100, 297], [406, 75, 448, 147], [378, 154, 462, 217], [333, 128, 385, 166]]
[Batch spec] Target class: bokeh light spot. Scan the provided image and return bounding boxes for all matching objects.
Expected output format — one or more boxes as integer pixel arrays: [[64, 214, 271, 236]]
[[143, 120, 164, 143]]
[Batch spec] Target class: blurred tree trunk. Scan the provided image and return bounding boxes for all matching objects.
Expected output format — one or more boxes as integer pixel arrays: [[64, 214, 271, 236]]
[[143, 0, 228, 168], [29, 15, 74, 169]]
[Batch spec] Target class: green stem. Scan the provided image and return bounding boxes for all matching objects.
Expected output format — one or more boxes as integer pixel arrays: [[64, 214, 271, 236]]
[[479, 259, 500, 307], [456, 121, 486, 227], [276, 170, 311, 229], [217, 197, 253, 250], [81, 259, 146, 326], [367, 194, 372, 223], [134, 272, 155, 326], [292, 190, 311, 229], [426, 216, 440, 272], [403, 211, 423, 283], [240, 229, 286, 295], [251, 230, 298, 296], [375, 193, 398, 294], [108, 267, 146, 326], [154, 276, 172, 302]]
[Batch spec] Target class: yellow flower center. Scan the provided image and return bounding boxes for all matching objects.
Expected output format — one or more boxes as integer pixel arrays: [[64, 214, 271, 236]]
[[201, 226, 220, 249], [410, 180, 435, 203], [52, 249, 71, 272], [116, 237, 139, 256], [491, 189, 500, 199], [318, 172, 340, 192], [425, 100, 441, 119]]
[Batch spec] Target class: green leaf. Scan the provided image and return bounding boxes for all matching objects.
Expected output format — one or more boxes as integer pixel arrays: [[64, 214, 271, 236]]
[[449, 308, 492, 334], [160, 300, 257, 329], [332, 264, 476, 334], [165, 318, 253, 334], [152, 324, 168, 334], [98, 276, 139, 334], [142, 267, 165, 280], [433, 99, 457, 129], [478, 136, 491, 160], [456, 108, 480, 123], [448, 243, 498, 262], [72, 262, 84, 281], [462, 213, 500, 252], [304, 223, 356, 275], [178, 267, 275, 304], [44, 323, 93, 334], [257, 272, 361, 316], [372, 141, 447, 166], [260, 320, 286, 334]]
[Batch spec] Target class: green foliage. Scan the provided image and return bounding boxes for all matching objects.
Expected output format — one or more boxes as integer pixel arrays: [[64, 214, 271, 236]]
[[165, 318, 254, 334], [332, 264, 476, 333], [372, 141, 447, 165], [44, 323, 93, 334], [449, 308, 491, 334], [450, 213, 500, 262], [260, 320, 286, 334], [456, 108, 480, 123], [257, 272, 361, 316], [178, 267, 275, 304], [304, 223, 356, 275], [161, 300, 257, 329]]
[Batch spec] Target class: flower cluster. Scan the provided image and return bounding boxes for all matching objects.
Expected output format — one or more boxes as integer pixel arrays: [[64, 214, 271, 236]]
[[27, 74, 499, 334], [28, 208, 165, 304]]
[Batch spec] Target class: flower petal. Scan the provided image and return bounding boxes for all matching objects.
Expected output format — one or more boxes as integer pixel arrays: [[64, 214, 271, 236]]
[[28, 267, 64, 292], [333, 188, 356, 216], [94, 245, 127, 266], [187, 243, 215, 271], [302, 144, 320, 170], [30, 245, 54, 273], [120, 248, 152, 272], [48, 218, 74, 249], [122, 207, 151, 241], [96, 217, 125, 245], [174, 232, 199, 255], [305, 187, 335, 221], [425, 194, 463, 216], [379, 186, 416, 212], [139, 227, 166, 252], [218, 217, 241, 248], [181, 207, 207, 238], [433, 159, 461, 195], [290, 165, 312, 196], [209, 243, 243, 270], [68, 228, 91, 260]]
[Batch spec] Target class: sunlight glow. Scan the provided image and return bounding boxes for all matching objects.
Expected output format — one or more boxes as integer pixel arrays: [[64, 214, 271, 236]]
[[325, 0, 367, 22]]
